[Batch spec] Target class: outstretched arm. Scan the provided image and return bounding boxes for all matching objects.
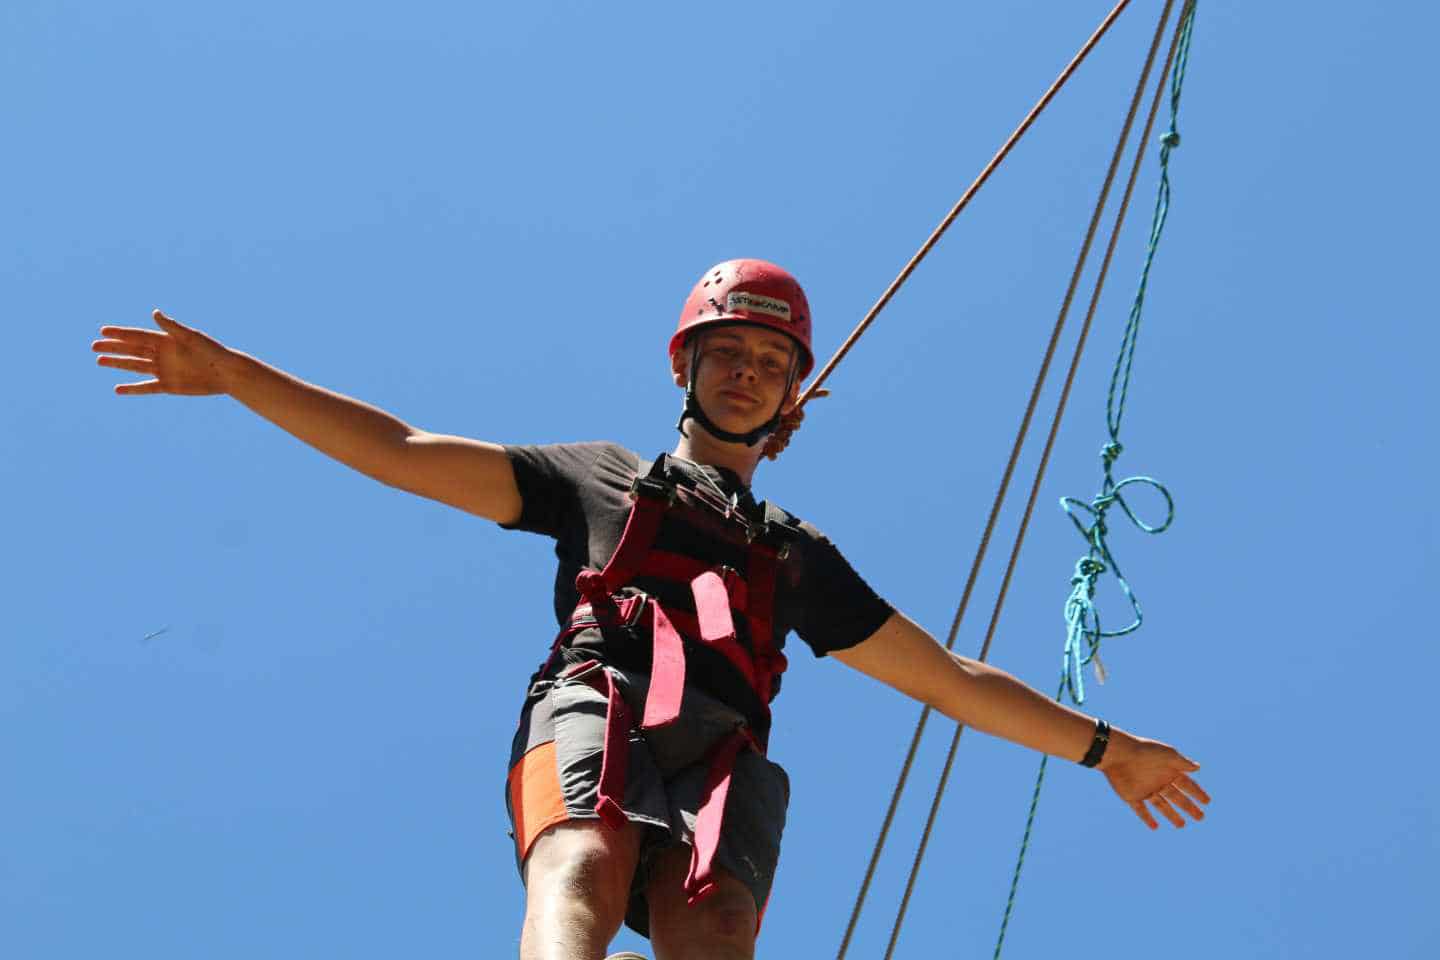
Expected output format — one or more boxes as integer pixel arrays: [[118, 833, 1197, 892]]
[[93, 310, 522, 524], [831, 611, 1210, 829]]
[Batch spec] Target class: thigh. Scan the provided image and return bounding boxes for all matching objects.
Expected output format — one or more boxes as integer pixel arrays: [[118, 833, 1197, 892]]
[[641, 750, 789, 959], [645, 845, 757, 960], [506, 671, 671, 873], [524, 819, 645, 919], [520, 821, 645, 960]]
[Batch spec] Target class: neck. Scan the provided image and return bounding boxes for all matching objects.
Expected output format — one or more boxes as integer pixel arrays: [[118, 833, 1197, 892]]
[[672, 423, 763, 486]]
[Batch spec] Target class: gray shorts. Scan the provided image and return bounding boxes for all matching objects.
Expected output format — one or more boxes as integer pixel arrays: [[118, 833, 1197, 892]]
[[505, 663, 790, 936]]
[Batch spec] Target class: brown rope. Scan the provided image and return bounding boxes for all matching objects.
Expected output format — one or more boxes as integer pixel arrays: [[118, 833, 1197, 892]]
[[831, 3, 1150, 956], [877, 7, 1191, 958], [764, 0, 1137, 462]]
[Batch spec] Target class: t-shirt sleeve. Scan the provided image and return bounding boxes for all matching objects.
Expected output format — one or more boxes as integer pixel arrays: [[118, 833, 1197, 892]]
[[499, 442, 608, 538], [790, 523, 894, 657]]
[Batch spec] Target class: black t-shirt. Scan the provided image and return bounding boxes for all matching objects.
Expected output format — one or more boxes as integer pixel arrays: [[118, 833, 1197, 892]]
[[501, 442, 892, 729]]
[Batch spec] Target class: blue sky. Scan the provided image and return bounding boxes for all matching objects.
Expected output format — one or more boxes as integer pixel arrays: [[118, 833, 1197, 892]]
[[6, 1, 1437, 957]]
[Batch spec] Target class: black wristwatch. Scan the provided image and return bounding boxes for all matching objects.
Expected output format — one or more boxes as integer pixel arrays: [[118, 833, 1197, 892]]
[[1079, 718, 1110, 768]]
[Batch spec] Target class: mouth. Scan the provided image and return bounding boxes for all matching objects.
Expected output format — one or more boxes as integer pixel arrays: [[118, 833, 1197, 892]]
[[717, 388, 761, 405]]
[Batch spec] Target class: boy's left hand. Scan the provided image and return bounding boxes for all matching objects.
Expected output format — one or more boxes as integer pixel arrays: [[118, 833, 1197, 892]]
[[1099, 731, 1211, 829]]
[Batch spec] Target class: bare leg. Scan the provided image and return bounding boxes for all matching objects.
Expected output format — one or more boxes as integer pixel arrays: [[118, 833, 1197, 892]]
[[520, 820, 643, 960], [645, 846, 757, 960]]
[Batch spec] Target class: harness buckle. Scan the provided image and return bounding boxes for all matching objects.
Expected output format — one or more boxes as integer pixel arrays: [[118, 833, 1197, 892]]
[[745, 520, 792, 560], [572, 593, 650, 631], [631, 475, 677, 505], [558, 658, 607, 686], [715, 564, 743, 597], [615, 593, 650, 628]]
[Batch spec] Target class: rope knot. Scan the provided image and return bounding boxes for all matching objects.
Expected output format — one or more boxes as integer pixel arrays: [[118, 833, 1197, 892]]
[[1160, 129, 1181, 149], [1101, 441, 1123, 466], [761, 388, 831, 461], [1090, 512, 1110, 538]]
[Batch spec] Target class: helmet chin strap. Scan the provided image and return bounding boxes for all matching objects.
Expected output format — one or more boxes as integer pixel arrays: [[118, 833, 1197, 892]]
[[675, 339, 797, 448]]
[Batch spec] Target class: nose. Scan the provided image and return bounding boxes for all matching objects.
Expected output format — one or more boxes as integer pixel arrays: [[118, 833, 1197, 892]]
[[727, 352, 759, 384]]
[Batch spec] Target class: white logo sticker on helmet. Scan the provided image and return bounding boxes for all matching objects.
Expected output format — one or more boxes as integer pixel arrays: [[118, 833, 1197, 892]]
[[726, 291, 791, 322]]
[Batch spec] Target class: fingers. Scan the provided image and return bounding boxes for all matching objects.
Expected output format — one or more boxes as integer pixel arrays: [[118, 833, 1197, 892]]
[[153, 309, 195, 336], [1161, 783, 1206, 822], [94, 330, 163, 355], [95, 330, 162, 393], [92, 339, 152, 361], [1111, 742, 1210, 831], [94, 309, 188, 351], [1139, 772, 1210, 829], [1175, 772, 1210, 806], [114, 379, 164, 395], [1148, 793, 1186, 828], [97, 355, 154, 376]]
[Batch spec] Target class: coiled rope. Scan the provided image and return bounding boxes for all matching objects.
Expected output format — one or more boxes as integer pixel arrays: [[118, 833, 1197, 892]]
[[1061, 3, 1193, 706], [992, 4, 1196, 958]]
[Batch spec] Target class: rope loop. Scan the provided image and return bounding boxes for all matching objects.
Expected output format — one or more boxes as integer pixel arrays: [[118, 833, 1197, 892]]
[[1058, 463, 1174, 701], [1109, 474, 1175, 534]]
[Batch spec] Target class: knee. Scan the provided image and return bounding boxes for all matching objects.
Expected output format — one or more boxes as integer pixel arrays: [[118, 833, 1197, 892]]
[[524, 822, 640, 930], [646, 850, 757, 960]]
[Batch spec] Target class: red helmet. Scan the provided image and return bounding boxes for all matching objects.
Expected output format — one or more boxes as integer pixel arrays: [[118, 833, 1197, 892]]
[[670, 259, 814, 379]]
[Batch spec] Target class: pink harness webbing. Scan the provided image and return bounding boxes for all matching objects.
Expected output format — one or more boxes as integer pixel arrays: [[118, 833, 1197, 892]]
[[552, 466, 789, 904]]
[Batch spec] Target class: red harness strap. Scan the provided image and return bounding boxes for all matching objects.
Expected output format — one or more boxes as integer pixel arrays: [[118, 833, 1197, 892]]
[[557, 659, 634, 832], [686, 728, 754, 905], [642, 601, 686, 729], [555, 462, 793, 905], [743, 538, 785, 703]]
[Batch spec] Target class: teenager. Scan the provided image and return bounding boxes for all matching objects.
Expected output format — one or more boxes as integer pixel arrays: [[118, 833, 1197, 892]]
[[93, 259, 1209, 960]]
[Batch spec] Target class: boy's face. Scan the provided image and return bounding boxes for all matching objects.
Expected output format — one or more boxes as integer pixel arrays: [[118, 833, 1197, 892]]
[[673, 324, 800, 436]]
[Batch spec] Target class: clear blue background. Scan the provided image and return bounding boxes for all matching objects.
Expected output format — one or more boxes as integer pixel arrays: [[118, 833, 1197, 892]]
[[6, 1, 1436, 957]]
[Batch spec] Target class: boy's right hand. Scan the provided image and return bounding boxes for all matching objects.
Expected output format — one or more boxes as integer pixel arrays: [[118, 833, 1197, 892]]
[[92, 309, 234, 396]]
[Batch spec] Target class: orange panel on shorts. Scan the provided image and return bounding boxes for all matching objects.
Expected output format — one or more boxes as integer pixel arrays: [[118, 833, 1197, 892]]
[[508, 741, 570, 863]]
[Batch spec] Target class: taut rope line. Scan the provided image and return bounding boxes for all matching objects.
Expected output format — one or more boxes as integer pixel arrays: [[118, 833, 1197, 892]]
[[875, 4, 1184, 958], [763, 0, 1136, 462], [993, 7, 1196, 956], [832, 2, 1172, 956]]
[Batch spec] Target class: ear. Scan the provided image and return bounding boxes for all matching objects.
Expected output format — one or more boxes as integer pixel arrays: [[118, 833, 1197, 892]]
[[670, 348, 689, 388]]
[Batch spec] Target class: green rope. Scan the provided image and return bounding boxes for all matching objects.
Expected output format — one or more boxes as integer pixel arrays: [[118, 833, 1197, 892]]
[[1061, 0, 1193, 702], [992, 4, 1197, 957]]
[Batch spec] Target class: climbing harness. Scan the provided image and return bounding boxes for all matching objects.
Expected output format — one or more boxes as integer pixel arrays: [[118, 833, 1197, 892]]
[[538, 453, 802, 905]]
